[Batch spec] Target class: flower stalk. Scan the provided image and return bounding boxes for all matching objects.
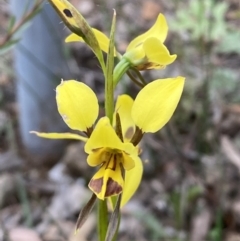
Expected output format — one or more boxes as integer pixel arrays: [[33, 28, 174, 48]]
[[98, 200, 108, 241], [113, 57, 132, 87], [105, 10, 116, 123], [100, 10, 117, 240]]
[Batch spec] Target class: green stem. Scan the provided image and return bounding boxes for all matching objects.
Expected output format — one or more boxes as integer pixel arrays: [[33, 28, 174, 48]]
[[98, 200, 108, 241], [113, 57, 132, 88], [105, 10, 116, 123], [99, 11, 116, 241], [105, 75, 114, 123]]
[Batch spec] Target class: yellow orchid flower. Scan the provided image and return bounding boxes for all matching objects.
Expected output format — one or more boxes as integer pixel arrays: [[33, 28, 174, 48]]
[[31, 77, 184, 206], [65, 14, 176, 70]]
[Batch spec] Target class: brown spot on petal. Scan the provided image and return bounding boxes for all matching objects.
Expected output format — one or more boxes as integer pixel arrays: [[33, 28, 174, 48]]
[[115, 112, 124, 142], [92, 147, 102, 152], [130, 126, 144, 146], [105, 178, 122, 197], [63, 9, 73, 18], [137, 62, 164, 71], [125, 126, 134, 139], [89, 178, 103, 194]]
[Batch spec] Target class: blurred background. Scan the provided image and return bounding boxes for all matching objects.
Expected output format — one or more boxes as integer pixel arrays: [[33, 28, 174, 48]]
[[0, 0, 240, 240]]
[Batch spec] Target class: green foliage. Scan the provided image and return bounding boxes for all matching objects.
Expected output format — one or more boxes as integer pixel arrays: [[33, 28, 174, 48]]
[[208, 210, 223, 241], [169, 185, 204, 229], [216, 31, 240, 54], [170, 0, 240, 54], [134, 211, 165, 240], [210, 68, 240, 102]]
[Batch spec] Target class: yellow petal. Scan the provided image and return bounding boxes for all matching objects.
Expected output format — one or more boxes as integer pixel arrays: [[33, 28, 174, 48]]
[[121, 156, 143, 207], [123, 45, 145, 64], [56, 80, 98, 132], [132, 77, 185, 133], [85, 117, 137, 156], [66, 29, 116, 56], [87, 148, 135, 173], [143, 37, 177, 69], [65, 33, 82, 42], [89, 161, 123, 200], [115, 95, 135, 140], [122, 151, 135, 170], [126, 14, 168, 52], [87, 147, 108, 167], [123, 38, 176, 71], [30, 131, 88, 141]]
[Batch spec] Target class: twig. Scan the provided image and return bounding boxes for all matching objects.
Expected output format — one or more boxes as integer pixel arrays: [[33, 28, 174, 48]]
[[0, 0, 44, 48]]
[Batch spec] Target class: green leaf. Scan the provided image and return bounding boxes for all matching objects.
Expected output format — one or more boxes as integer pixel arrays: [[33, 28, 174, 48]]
[[0, 39, 19, 55], [75, 194, 97, 231], [13, 21, 32, 39], [7, 16, 16, 32], [105, 194, 121, 241]]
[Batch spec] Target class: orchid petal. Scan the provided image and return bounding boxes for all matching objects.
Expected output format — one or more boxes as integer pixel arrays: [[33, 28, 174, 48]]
[[85, 117, 137, 156], [126, 14, 168, 51], [87, 148, 107, 167], [56, 80, 98, 132], [115, 95, 135, 140], [122, 151, 135, 170], [143, 37, 177, 69], [66, 28, 116, 56], [30, 131, 88, 141], [132, 77, 185, 133], [89, 161, 123, 200], [121, 156, 143, 207]]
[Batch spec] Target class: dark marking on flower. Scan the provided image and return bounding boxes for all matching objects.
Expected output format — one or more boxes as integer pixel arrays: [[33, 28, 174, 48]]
[[104, 151, 112, 162], [112, 155, 117, 170], [105, 154, 117, 171], [137, 62, 164, 71], [89, 177, 103, 194], [130, 126, 144, 146], [92, 147, 102, 152], [105, 178, 122, 197], [86, 126, 93, 137], [63, 9, 73, 18], [125, 126, 134, 139], [115, 113, 124, 142]]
